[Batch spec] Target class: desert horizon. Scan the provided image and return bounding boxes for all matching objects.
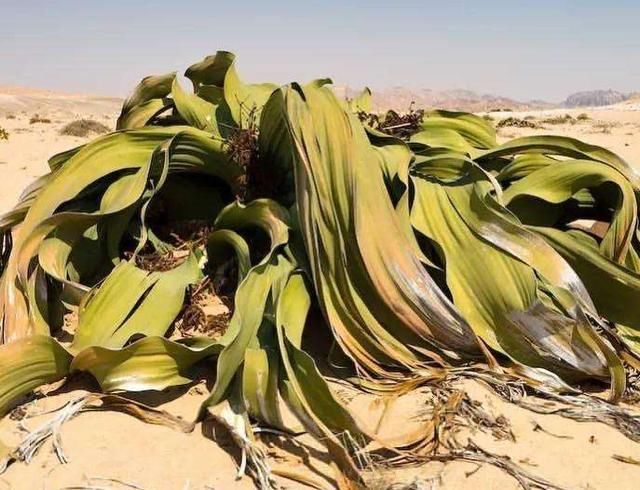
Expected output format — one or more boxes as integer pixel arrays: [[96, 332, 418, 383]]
[[2, 82, 637, 110]]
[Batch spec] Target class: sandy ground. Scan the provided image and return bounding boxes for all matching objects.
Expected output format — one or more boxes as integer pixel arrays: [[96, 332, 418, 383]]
[[0, 95, 120, 213], [1, 92, 640, 489], [491, 103, 640, 164]]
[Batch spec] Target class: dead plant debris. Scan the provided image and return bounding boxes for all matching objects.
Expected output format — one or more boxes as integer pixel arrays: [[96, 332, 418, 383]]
[[175, 277, 231, 339], [358, 104, 425, 138]]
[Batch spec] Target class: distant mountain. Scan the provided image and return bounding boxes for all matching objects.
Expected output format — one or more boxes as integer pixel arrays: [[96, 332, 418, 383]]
[[335, 86, 555, 113], [563, 90, 630, 108]]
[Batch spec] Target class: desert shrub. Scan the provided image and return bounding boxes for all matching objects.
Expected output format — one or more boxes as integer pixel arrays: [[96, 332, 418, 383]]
[[497, 117, 538, 129], [0, 127, 8, 140], [59, 119, 111, 137], [29, 114, 51, 124], [5, 114, 16, 120], [577, 113, 590, 121]]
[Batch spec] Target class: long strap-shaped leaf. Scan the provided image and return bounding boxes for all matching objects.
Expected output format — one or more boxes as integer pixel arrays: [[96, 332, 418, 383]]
[[477, 135, 640, 188], [410, 173, 616, 387], [264, 83, 482, 382], [503, 160, 637, 263], [71, 254, 201, 351], [275, 273, 364, 486], [117, 72, 176, 130], [0, 335, 71, 415]]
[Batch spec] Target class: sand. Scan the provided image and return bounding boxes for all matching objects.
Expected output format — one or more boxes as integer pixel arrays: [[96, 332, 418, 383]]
[[1, 91, 640, 489], [0, 96, 120, 213], [491, 105, 640, 164]]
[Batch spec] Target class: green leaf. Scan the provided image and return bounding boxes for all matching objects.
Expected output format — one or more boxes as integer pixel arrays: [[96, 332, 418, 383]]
[[171, 78, 219, 134], [71, 336, 219, 392], [410, 173, 612, 382], [202, 253, 294, 409], [347, 87, 372, 113], [275, 273, 364, 483], [185, 51, 235, 90], [265, 82, 482, 379], [0, 336, 71, 416], [72, 254, 201, 351], [503, 160, 637, 263], [420, 110, 497, 149], [224, 60, 277, 128], [117, 72, 175, 130]]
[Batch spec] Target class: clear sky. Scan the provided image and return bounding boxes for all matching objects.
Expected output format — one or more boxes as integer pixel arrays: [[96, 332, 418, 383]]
[[1, 0, 638, 102]]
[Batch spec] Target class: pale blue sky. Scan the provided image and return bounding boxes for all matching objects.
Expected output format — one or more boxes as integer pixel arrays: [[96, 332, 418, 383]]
[[1, 1, 638, 101]]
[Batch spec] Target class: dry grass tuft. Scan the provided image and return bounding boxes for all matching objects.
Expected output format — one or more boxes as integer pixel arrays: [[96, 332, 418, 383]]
[[366, 475, 440, 490], [541, 113, 575, 125], [60, 119, 110, 137], [0, 127, 8, 140], [362, 382, 562, 490], [589, 121, 620, 134]]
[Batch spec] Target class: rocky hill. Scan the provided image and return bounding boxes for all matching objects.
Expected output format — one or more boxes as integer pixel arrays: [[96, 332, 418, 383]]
[[563, 90, 630, 108], [336, 86, 554, 112]]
